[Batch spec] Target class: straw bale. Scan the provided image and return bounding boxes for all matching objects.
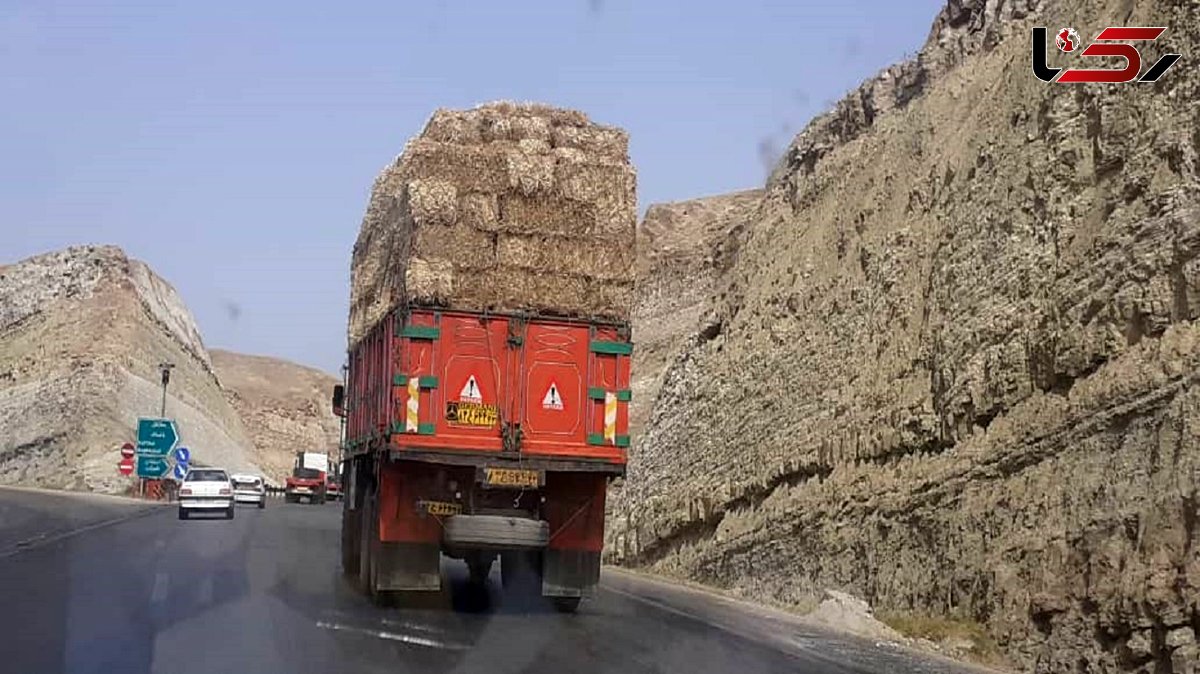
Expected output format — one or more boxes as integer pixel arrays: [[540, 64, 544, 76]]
[[459, 193, 499, 230], [554, 158, 637, 238], [518, 138, 552, 154], [407, 179, 457, 228], [479, 101, 590, 127], [399, 140, 510, 193], [510, 116, 552, 142], [421, 109, 483, 144], [497, 194, 599, 237], [405, 257, 455, 306], [453, 268, 591, 316], [413, 221, 496, 270], [587, 278, 636, 319], [550, 124, 629, 159], [506, 151, 556, 196], [496, 234, 634, 282], [480, 114, 514, 143], [350, 102, 637, 337]]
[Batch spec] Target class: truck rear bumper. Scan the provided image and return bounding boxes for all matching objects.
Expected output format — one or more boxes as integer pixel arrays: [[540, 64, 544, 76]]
[[443, 515, 549, 550], [387, 449, 626, 477]]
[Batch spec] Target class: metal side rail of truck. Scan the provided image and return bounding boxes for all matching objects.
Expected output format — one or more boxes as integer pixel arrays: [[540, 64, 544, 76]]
[[332, 307, 631, 613]]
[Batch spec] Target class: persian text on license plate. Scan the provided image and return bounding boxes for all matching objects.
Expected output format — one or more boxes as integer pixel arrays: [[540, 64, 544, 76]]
[[445, 401, 499, 427], [483, 468, 540, 488], [418, 500, 462, 516]]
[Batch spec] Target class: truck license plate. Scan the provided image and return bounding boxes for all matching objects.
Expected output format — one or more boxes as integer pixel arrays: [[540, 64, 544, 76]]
[[483, 468, 540, 488], [445, 401, 499, 427], [418, 500, 462, 516]]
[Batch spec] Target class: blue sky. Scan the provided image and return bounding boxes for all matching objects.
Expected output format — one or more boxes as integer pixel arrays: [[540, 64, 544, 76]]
[[1, 0, 942, 375]]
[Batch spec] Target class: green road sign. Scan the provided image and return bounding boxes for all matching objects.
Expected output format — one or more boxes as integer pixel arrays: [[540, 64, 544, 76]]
[[136, 455, 172, 479], [137, 418, 178, 458]]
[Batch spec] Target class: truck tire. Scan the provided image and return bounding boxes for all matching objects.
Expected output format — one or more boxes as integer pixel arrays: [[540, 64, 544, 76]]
[[552, 597, 581, 613], [258, 498, 265, 510], [445, 515, 549, 549], [500, 551, 541, 592], [226, 505, 235, 520], [358, 485, 385, 604], [341, 500, 361, 577], [178, 508, 188, 520], [466, 555, 495, 586]]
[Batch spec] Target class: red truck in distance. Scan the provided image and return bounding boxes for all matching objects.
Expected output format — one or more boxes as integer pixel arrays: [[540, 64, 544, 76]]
[[285, 451, 330, 504]]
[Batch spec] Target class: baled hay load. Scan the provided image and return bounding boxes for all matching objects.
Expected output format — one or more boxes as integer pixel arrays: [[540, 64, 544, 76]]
[[349, 102, 637, 346]]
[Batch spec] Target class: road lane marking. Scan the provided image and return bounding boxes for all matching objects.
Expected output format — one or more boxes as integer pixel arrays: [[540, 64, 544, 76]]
[[0, 504, 166, 559], [151, 572, 169, 603], [315, 621, 469, 651]]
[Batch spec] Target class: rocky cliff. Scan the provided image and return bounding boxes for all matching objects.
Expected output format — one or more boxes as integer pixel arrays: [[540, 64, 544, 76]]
[[630, 190, 763, 440], [0, 246, 259, 492], [211, 350, 341, 483], [613, 0, 1200, 672]]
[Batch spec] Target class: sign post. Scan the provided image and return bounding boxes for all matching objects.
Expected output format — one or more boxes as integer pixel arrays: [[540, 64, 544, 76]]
[[136, 418, 178, 491], [117, 442, 136, 477]]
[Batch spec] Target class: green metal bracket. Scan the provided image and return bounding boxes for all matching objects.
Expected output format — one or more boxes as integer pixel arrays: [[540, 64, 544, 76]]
[[588, 387, 632, 401], [393, 374, 439, 388], [397, 324, 441, 340], [589, 340, 633, 355]]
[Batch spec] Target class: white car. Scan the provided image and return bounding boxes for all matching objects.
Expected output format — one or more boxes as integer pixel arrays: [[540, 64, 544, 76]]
[[178, 468, 235, 520], [230, 473, 266, 509]]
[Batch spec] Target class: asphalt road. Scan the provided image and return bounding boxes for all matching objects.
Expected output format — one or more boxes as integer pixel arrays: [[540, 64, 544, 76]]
[[0, 489, 990, 674]]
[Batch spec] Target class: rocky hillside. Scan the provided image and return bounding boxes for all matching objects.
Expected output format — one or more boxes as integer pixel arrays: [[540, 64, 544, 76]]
[[0, 246, 259, 492], [613, 0, 1200, 672], [211, 350, 341, 483], [630, 190, 763, 440]]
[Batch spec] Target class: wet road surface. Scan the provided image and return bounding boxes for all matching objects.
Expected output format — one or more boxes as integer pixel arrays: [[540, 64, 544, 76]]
[[0, 488, 992, 674]]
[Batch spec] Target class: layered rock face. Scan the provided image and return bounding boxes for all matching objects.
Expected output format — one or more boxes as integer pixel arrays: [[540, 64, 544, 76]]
[[614, 0, 1200, 671], [0, 246, 259, 492], [630, 190, 764, 440], [211, 350, 342, 483]]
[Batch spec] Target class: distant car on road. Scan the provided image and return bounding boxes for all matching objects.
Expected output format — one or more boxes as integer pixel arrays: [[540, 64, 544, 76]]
[[325, 475, 342, 501], [178, 468, 235, 520], [230, 473, 266, 509]]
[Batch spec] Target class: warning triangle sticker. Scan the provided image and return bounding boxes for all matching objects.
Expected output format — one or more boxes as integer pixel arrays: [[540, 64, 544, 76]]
[[542, 382, 563, 411], [459, 375, 482, 403]]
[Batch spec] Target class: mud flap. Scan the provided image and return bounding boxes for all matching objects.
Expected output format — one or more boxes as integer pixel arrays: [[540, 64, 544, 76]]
[[541, 549, 600, 598], [374, 542, 441, 592]]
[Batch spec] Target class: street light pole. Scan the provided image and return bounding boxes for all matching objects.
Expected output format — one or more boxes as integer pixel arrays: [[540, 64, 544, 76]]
[[159, 362, 175, 417]]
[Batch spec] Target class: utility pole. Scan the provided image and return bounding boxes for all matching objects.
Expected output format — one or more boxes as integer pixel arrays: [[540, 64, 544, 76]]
[[159, 362, 175, 417]]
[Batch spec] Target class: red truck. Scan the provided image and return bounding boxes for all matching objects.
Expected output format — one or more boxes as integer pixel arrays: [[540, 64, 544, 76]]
[[332, 307, 630, 612], [285, 451, 330, 504]]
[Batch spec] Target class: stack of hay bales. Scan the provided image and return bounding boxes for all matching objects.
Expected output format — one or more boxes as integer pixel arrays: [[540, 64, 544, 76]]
[[348, 102, 637, 346]]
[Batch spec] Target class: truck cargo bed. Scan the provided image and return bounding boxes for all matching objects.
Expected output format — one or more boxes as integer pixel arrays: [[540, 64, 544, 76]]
[[344, 307, 630, 472]]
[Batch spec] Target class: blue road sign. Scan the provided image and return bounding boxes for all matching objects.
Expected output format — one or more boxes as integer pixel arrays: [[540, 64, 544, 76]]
[[172, 462, 188, 480], [137, 455, 172, 479], [174, 446, 191, 465], [136, 418, 178, 458]]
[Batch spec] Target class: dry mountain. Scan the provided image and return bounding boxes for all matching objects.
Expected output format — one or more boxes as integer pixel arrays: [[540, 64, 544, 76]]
[[211, 350, 341, 484], [0, 245, 259, 492], [612, 0, 1200, 672]]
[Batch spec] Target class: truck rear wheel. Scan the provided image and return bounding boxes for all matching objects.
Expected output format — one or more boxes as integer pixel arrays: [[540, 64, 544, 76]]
[[466, 553, 495, 586], [358, 484, 386, 604], [500, 551, 541, 592], [552, 597, 581, 613], [341, 496, 361, 577]]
